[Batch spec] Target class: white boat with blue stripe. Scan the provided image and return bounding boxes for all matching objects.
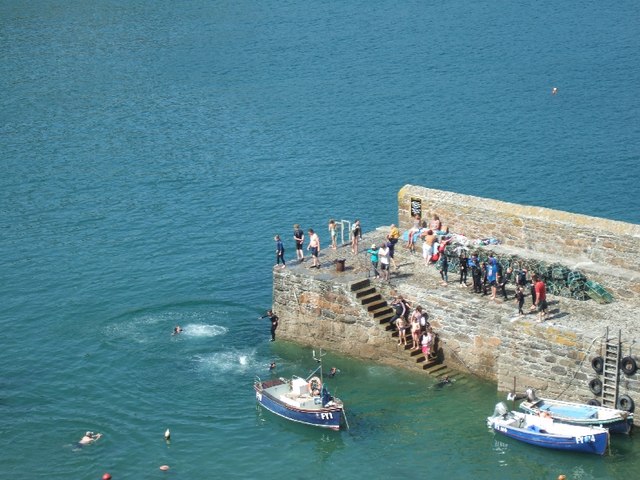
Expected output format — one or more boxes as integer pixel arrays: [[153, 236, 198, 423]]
[[487, 402, 610, 455], [254, 351, 347, 431]]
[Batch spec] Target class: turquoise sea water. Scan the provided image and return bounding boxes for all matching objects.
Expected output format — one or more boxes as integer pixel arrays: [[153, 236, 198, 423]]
[[1, 1, 639, 478]]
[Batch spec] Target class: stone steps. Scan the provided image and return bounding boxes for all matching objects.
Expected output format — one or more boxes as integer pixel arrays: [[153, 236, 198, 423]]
[[350, 278, 450, 378], [359, 292, 383, 305]]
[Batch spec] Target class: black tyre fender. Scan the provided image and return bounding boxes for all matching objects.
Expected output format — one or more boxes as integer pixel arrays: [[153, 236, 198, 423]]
[[586, 399, 601, 407], [616, 394, 635, 413], [620, 356, 638, 376], [588, 378, 603, 396], [591, 356, 604, 374]]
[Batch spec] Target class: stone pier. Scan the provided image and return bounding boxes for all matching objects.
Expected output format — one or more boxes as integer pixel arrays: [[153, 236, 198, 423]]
[[272, 185, 640, 417]]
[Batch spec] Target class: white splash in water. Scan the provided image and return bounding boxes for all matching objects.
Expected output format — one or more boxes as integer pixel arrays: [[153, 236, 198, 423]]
[[196, 349, 257, 374], [182, 324, 228, 337]]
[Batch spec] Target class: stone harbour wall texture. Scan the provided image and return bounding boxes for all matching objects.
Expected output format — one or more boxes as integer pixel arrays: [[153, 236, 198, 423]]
[[398, 184, 640, 304], [272, 186, 639, 418]]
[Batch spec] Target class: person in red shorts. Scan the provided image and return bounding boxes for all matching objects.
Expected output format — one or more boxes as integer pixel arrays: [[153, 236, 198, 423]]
[[532, 274, 548, 322]]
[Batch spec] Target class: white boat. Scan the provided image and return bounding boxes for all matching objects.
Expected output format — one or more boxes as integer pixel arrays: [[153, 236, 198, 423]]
[[513, 389, 633, 434], [487, 402, 610, 455]]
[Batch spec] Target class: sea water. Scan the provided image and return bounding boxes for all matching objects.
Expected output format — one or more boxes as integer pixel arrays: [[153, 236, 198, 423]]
[[1, 1, 638, 478]]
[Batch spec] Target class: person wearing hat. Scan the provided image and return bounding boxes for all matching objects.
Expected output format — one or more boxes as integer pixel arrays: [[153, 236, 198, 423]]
[[366, 244, 380, 279]]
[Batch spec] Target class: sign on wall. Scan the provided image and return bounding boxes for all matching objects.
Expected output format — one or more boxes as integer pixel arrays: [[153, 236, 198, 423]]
[[410, 197, 422, 218]]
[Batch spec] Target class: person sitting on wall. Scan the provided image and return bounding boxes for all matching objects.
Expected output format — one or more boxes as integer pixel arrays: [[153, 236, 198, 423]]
[[429, 214, 442, 232]]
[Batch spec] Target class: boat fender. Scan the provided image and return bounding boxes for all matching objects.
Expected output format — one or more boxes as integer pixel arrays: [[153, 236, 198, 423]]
[[308, 376, 322, 395], [620, 356, 638, 376], [616, 395, 635, 413], [588, 378, 602, 396], [591, 356, 604, 374], [586, 399, 601, 407]]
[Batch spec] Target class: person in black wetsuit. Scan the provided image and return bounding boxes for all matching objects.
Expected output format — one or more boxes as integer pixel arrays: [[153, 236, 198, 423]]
[[459, 251, 468, 287], [259, 310, 279, 341], [469, 254, 482, 293]]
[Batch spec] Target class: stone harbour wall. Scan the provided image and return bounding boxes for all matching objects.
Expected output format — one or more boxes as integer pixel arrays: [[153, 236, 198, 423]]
[[398, 185, 640, 304], [272, 268, 428, 369], [271, 187, 640, 419]]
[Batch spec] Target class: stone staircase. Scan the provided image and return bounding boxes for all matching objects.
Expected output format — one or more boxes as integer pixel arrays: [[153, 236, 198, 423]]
[[350, 278, 457, 380]]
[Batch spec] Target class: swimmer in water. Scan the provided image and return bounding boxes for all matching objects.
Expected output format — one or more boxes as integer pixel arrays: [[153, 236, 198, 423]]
[[269, 362, 276, 370], [79, 431, 102, 445], [172, 326, 183, 335], [328, 367, 339, 377]]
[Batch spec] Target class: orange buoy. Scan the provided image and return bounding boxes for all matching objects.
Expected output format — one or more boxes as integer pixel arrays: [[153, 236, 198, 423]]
[[102, 474, 112, 480]]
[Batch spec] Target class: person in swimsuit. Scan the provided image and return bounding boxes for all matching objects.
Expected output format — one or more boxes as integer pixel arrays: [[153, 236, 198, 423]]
[[351, 219, 361, 254], [307, 229, 320, 268], [328, 219, 337, 250]]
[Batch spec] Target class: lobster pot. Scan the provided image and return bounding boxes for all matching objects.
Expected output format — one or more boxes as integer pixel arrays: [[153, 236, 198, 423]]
[[551, 265, 569, 281], [584, 280, 614, 304], [567, 271, 586, 288]]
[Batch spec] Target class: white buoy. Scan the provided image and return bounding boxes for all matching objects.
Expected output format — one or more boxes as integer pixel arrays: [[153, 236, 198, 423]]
[[164, 428, 171, 441]]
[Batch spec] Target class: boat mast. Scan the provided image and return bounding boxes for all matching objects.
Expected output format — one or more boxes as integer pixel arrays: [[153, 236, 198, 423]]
[[312, 349, 326, 384]]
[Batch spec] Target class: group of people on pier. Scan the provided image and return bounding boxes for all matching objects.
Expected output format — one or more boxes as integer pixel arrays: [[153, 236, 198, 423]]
[[406, 214, 550, 321], [389, 295, 437, 359]]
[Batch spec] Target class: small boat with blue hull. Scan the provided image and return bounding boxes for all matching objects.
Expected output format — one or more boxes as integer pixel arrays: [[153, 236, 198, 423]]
[[487, 402, 610, 455], [513, 389, 633, 434], [254, 356, 346, 430]]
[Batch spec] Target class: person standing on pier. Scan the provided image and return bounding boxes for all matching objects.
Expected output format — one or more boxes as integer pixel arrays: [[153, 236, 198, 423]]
[[499, 266, 513, 300], [378, 242, 390, 281], [366, 244, 380, 279], [515, 286, 526, 315], [293, 224, 305, 262], [387, 224, 400, 270], [328, 219, 337, 250], [351, 219, 362, 254], [532, 274, 548, 321], [459, 250, 469, 287], [487, 255, 498, 300], [439, 250, 449, 286], [274, 235, 286, 268], [307, 228, 321, 268], [470, 254, 482, 293]]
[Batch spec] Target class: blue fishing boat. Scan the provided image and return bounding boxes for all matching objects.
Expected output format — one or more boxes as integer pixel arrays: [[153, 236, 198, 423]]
[[512, 389, 634, 434], [487, 402, 610, 455], [254, 352, 346, 430]]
